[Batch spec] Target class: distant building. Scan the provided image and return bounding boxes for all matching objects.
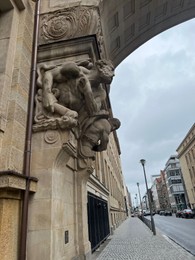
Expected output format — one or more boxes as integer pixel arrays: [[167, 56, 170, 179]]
[[151, 180, 159, 212], [142, 193, 148, 211], [164, 155, 187, 211], [150, 171, 170, 213], [155, 171, 170, 212], [177, 123, 195, 210]]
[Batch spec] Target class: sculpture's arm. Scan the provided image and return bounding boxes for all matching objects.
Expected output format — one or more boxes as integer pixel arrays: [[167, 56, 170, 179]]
[[78, 76, 98, 115], [42, 71, 56, 112]]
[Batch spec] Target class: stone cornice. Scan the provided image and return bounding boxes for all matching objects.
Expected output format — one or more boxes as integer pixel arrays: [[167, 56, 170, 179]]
[[0, 170, 38, 193], [177, 123, 195, 157]]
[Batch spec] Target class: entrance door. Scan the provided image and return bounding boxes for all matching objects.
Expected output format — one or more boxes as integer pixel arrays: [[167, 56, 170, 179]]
[[87, 192, 110, 252]]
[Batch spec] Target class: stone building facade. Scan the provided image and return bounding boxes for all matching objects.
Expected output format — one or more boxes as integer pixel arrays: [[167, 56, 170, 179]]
[[177, 123, 195, 210], [1, 1, 195, 260], [152, 171, 170, 212], [0, 1, 126, 260]]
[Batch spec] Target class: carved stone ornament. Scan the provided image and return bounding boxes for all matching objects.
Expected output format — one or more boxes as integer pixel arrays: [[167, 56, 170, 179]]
[[33, 58, 120, 161], [41, 9, 78, 40], [44, 130, 60, 144], [40, 6, 104, 55], [77, 158, 95, 175]]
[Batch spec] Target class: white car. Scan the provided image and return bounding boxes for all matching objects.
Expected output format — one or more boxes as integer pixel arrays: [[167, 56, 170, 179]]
[[181, 209, 194, 218]]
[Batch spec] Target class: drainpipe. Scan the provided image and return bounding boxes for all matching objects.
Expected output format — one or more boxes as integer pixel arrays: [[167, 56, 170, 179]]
[[19, 0, 40, 259]]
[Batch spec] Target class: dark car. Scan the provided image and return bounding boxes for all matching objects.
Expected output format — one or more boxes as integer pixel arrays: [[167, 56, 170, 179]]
[[175, 210, 182, 218], [159, 210, 165, 216], [164, 210, 172, 216], [181, 209, 194, 218], [131, 212, 135, 217]]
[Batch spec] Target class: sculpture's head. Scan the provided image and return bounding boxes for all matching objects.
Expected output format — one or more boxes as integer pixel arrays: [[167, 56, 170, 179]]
[[108, 118, 121, 131], [95, 59, 115, 84]]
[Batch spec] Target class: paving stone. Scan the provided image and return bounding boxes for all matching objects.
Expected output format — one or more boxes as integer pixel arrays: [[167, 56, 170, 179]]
[[96, 217, 195, 260]]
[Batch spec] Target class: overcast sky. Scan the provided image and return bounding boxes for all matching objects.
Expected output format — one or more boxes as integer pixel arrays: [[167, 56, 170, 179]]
[[110, 18, 195, 206]]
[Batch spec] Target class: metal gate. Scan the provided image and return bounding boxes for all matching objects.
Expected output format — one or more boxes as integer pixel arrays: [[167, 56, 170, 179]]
[[87, 192, 110, 252]]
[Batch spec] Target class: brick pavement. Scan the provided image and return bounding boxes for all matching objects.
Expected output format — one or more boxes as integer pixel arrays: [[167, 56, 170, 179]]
[[95, 217, 195, 260]]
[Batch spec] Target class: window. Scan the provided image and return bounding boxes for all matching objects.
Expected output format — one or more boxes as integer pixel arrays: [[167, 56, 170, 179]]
[[189, 152, 192, 163], [171, 163, 176, 168], [169, 170, 176, 176], [175, 170, 180, 176], [171, 179, 182, 184], [192, 149, 195, 160], [189, 169, 193, 180], [185, 155, 189, 165]]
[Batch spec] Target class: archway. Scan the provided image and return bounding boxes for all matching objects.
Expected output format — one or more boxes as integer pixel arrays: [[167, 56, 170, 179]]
[[100, 0, 195, 66]]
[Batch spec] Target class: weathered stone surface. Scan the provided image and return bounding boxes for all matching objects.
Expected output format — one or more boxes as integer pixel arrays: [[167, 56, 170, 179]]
[[27, 129, 82, 260], [0, 198, 20, 260], [1, 1, 195, 260], [0, 171, 37, 193], [26, 230, 52, 260], [42, 0, 101, 12]]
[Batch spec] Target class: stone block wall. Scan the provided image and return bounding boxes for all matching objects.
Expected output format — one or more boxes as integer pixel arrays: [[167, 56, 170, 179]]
[[0, 0, 34, 172]]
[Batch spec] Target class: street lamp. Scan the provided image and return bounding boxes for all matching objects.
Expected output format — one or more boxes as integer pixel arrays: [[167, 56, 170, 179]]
[[140, 159, 156, 235], [134, 195, 137, 209], [137, 182, 143, 213]]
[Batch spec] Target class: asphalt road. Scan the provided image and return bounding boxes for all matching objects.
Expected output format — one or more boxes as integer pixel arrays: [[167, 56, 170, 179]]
[[152, 214, 195, 255]]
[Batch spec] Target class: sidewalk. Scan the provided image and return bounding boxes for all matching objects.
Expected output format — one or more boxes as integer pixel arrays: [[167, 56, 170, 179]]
[[94, 217, 195, 260]]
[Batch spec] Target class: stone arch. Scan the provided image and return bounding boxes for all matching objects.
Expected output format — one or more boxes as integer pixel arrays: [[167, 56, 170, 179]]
[[100, 0, 195, 66]]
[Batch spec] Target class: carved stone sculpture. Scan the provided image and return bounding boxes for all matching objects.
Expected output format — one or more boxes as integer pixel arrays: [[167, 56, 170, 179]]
[[78, 117, 121, 159], [33, 58, 120, 159], [40, 6, 105, 56]]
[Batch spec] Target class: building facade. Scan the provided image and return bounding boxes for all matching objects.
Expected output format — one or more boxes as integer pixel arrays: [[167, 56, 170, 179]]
[[177, 123, 195, 210], [164, 155, 187, 211], [0, 1, 127, 259], [1, 1, 195, 259], [152, 171, 170, 212], [87, 132, 127, 252]]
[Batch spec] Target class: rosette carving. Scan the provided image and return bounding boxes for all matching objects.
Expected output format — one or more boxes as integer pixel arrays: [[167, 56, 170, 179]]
[[40, 6, 101, 43], [41, 9, 77, 40], [44, 130, 60, 144]]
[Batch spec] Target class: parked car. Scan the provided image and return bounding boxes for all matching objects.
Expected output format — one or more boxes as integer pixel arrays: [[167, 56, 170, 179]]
[[159, 210, 165, 216], [164, 210, 172, 216], [181, 209, 194, 218], [131, 211, 135, 217], [143, 210, 155, 217], [175, 210, 182, 218], [143, 210, 151, 216]]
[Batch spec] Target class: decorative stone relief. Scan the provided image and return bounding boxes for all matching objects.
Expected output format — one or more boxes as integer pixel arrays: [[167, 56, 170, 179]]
[[33, 58, 120, 162], [40, 6, 105, 56], [44, 130, 60, 144]]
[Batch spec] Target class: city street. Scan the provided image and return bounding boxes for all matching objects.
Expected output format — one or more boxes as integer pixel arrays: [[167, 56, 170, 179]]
[[152, 214, 195, 255]]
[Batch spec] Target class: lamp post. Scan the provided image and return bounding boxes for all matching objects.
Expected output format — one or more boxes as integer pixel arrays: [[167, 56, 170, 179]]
[[137, 182, 143, 213], [140, 159, 156, 235], [134, 195, 137, 209]]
